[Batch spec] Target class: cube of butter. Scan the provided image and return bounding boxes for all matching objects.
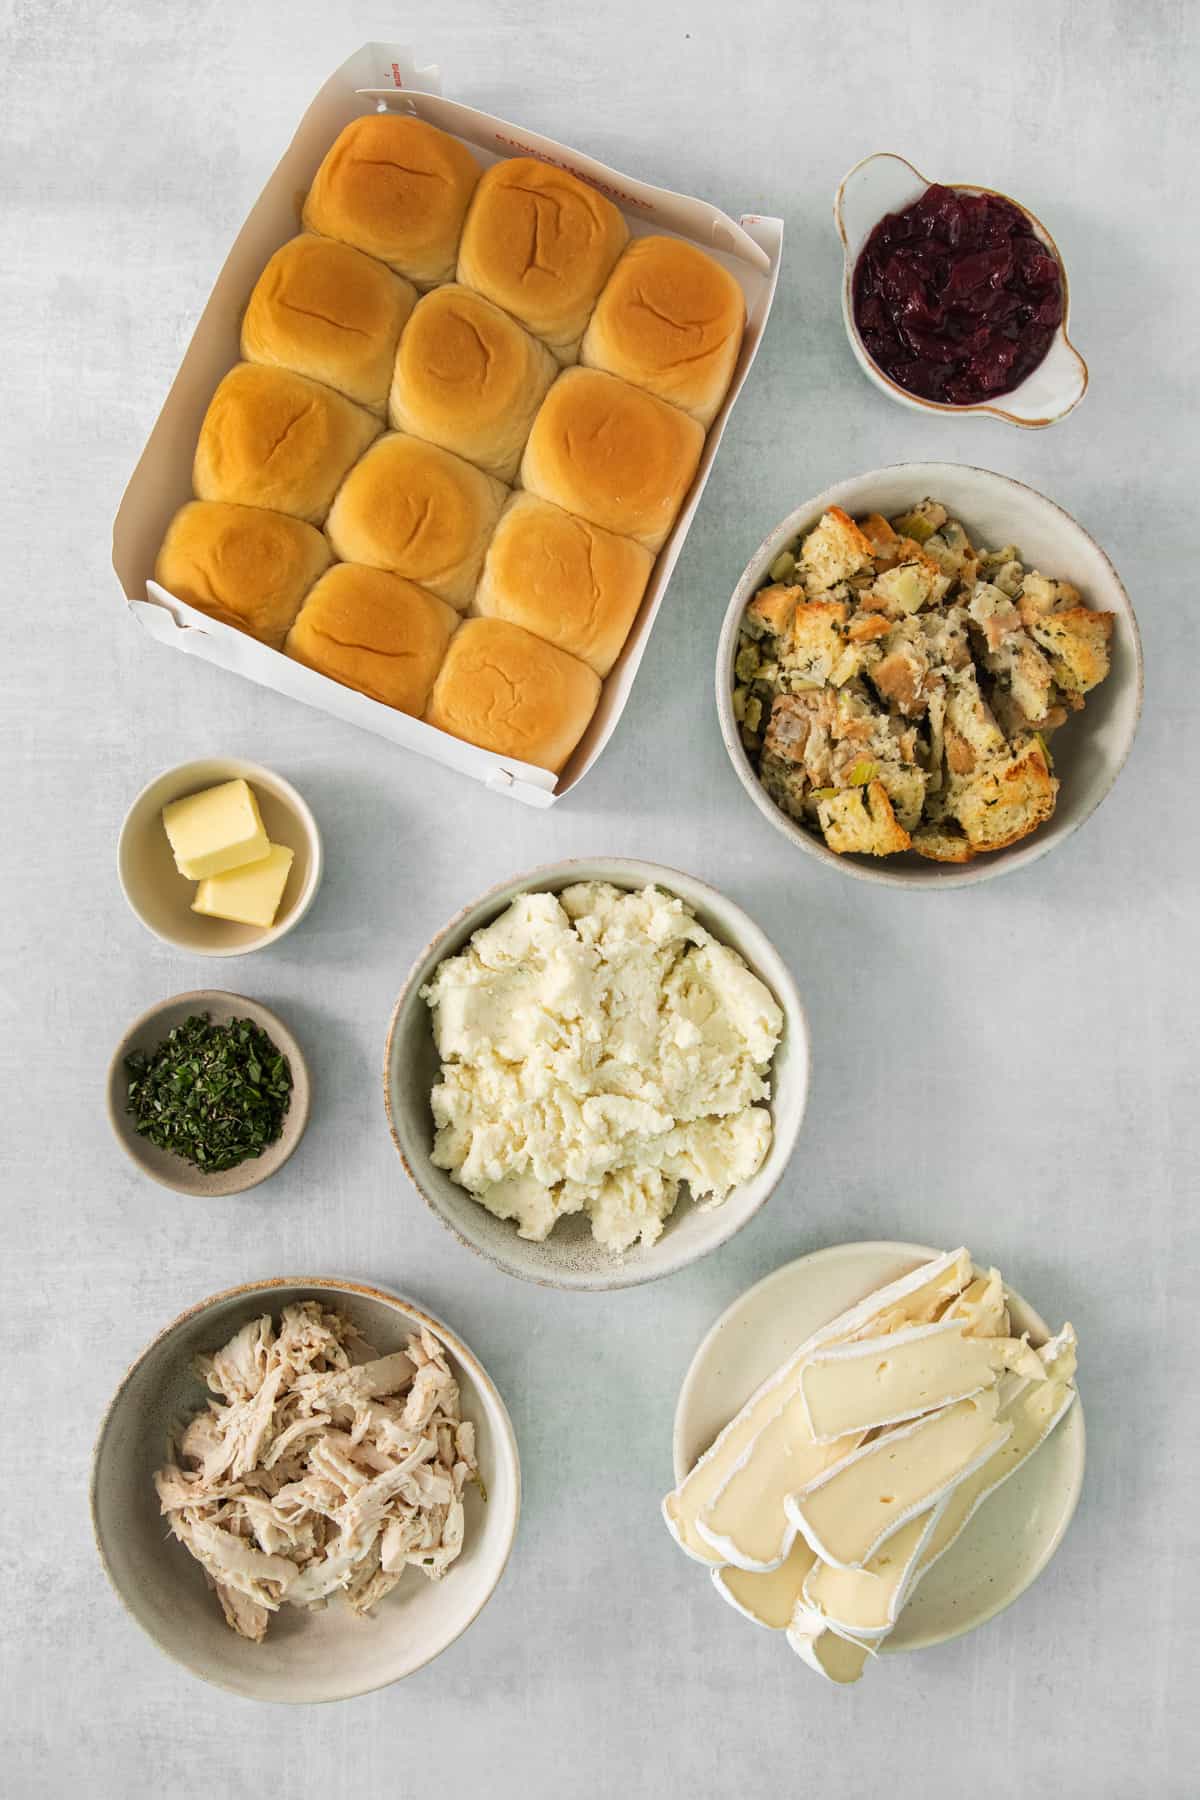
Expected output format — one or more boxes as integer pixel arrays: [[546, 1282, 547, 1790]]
[[191, 842, 294, 928], [162, 779, 270, 880]]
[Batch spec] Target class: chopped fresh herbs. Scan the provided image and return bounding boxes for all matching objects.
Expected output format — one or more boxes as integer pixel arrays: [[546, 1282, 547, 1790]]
[[124, 1012, 292, 1172]]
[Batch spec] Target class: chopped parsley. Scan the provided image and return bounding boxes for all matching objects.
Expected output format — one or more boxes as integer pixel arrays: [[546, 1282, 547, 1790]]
[[124, 1013, 292, 1172]]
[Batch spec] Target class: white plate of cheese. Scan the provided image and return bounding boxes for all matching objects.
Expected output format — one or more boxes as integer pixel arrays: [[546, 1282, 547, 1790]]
[[671, 1240, 1085, 1660]]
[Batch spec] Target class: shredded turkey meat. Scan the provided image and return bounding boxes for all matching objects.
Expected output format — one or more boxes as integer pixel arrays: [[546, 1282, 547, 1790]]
[[154, 1302, 478, 1642]]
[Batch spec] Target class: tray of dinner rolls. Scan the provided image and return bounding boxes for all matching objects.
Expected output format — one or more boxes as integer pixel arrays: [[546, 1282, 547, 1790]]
[[113, 43, 782, 806]]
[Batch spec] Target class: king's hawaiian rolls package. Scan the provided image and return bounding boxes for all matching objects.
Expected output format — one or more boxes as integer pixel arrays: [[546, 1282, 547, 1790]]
[[113, 43, 782, 807]]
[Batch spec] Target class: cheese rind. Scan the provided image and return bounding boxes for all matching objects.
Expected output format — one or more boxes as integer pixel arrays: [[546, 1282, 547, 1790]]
[[798, 1317, 1043, 1443], [662, 1248, 973, 1563], [192, 842, 294, 927], [712, 1537, 817, 1630], [162, 778, 270, 880], [783, 1391, 1011, 1570]]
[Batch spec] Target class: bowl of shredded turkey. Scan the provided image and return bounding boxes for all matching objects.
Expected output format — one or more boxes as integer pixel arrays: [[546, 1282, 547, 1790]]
[[151, 1301, 479, 1642], [93, 1281, 519, 1699]]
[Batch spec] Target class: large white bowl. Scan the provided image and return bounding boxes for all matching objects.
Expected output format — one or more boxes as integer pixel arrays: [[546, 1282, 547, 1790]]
[[716, 463, 1142, 888], [673, 1241, 1085, 1655], [384, 859, 810, 1292], [91, 1278, 520, 1703]]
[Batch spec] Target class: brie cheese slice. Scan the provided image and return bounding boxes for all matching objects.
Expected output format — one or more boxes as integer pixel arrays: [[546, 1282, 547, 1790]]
[[798, 1317, 1044, 1443], [785, 1607, 872, 1684], [800, 1502, 943, 1638], [784, 1391, 1011, 1570], [712, 1536, 818, 1630], [662, 1248, 972, 1563], [695, 1394, 860, 1569]]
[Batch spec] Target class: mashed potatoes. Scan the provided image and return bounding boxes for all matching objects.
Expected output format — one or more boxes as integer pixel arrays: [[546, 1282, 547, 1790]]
[[421, 882, 783, 1253]]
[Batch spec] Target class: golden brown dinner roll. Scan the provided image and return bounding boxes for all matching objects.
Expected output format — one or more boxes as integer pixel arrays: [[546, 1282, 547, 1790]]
[[241, 234, 417, 414], [154, 501, 332, 649], [424, 618, 600, 774], [456, 158, 629, 361], [325, 432, 508, 611], [519, 367, 704, 553], [193, 363, 381, 525], [284, 563, 458, 715], [474, 493, 652, 677], [580, 235, 746, 427], [388, 285, 558, 482], [302, 113, 481, 287]]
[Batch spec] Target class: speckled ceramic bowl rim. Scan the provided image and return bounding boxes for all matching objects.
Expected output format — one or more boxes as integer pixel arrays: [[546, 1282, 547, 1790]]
[[834, 151, 1088, 427], [672, 1239, 1087, 1652], [715, 462, 1144, 890], [118, 758, 324, 956], [89, 1274, 522, 1703], [106, 989, 312, 1195], [383, 858, 811, 1292]]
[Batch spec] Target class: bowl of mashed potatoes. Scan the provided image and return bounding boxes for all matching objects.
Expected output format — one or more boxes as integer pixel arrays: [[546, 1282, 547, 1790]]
[[384, 860, 809, 1291]]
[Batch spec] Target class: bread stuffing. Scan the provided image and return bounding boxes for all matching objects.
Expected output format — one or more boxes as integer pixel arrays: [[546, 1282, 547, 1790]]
[[154, 1302, 478, 1642], [734, 499, 1114, 861]]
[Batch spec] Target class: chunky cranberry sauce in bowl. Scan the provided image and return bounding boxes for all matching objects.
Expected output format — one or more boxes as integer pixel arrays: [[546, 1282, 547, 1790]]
[[834, 153, 1087, 427]]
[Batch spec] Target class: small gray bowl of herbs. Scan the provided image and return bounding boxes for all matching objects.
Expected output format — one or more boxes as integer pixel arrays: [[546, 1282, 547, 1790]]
[[107, 991, 310, 1195]]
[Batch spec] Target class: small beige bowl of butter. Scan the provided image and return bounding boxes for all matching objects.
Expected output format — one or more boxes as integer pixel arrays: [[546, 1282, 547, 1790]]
[[118, 758, 323, 956]]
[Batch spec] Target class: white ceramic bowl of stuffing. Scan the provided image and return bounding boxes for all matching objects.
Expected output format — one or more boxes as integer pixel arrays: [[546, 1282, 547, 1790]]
[[90, 1277, 520, 1703], [384, 859, 810, 1293], [716, 463, 1142, 888]]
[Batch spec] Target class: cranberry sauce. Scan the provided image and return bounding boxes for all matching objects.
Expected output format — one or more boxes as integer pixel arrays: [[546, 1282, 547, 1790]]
[[852, 184, 1063, 405]]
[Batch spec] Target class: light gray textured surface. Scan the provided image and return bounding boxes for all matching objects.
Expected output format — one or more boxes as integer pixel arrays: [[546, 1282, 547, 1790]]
[[2, 2, 1197, 1794]]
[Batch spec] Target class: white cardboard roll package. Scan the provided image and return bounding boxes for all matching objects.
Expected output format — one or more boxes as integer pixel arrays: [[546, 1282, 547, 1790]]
[[112, 43, 784, 808]]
